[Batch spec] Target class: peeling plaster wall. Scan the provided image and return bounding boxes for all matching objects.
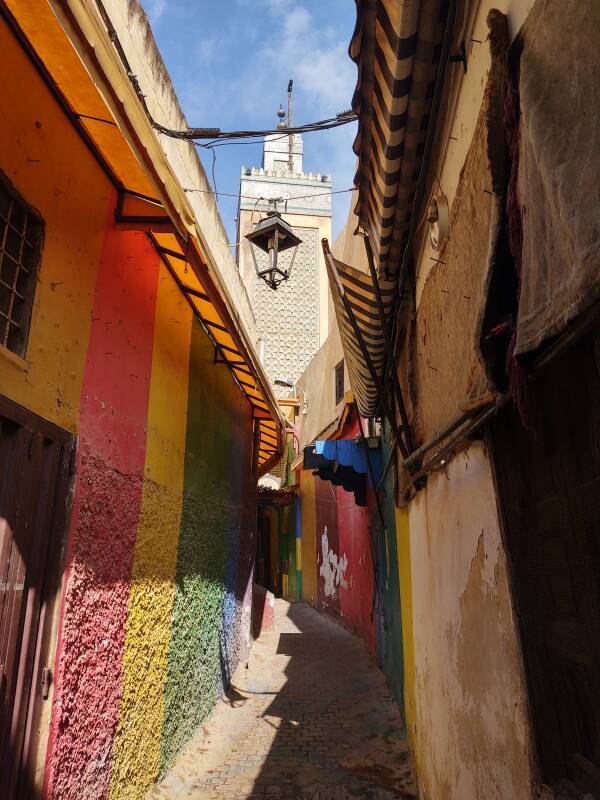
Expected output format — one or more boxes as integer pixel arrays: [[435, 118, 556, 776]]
[[337, 486, 375, 656], [304, 458, 376, 660], [407, 444, 534, 799]]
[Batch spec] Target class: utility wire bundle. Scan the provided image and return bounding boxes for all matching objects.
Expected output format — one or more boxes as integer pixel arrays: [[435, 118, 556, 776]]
[[151, 111, 356, 143], [97, 0, 355, 144]]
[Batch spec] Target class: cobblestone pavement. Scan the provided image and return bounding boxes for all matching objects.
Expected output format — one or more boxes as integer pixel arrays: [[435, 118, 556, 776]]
[[148, 600, 417, 800]]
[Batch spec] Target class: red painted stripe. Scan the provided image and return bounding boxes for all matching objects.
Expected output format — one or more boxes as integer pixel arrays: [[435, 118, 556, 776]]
[[337, 484, 376, 657], [44, 209, 159, 800]]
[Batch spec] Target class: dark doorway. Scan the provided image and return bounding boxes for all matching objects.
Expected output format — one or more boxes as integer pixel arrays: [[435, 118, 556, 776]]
[[256, 507, 273, 593], [491, 332, 600, 797], [0, 395, 73, 799]]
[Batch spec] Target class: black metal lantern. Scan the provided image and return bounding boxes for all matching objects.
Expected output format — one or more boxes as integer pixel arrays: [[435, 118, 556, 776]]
[[245, 210, 302, 290]]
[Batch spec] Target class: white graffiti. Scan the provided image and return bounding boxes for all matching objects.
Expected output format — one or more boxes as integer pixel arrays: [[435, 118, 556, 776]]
[[319, 526, 348, 597]]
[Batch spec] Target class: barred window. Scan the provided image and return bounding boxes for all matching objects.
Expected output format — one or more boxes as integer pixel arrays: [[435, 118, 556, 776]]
[[0, 177, 43, 357], [335, 359, 344, 405]]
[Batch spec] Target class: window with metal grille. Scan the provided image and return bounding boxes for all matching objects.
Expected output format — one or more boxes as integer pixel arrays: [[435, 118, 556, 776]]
[[0, 177, 43, 357], [335, 360, 344, 405]]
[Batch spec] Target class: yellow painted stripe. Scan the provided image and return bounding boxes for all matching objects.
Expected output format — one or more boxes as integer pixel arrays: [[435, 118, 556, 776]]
[[109, 265, 193, 799], [299, 470, 317, 602], [395, 507, 416, 748]]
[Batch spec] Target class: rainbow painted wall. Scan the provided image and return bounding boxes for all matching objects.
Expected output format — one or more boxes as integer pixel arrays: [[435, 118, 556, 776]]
[[1, 16, 255, 799]]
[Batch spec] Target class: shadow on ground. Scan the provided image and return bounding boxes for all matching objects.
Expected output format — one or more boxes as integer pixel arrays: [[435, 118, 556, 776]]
[[150, 599, 416, 799]]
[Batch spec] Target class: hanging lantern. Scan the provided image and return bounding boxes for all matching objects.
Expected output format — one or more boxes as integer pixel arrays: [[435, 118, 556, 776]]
[[245, 210, 302, 290]]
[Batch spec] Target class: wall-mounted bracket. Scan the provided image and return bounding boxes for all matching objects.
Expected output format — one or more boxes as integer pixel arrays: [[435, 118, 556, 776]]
[[448, 41, 467, 73]]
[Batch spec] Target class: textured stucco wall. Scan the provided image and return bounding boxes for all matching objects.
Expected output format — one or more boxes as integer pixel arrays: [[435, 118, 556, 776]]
[[407, 444, 534, 799], [160, 322, 254, 773], [413, 0, 535, 307], [0, 14, 105, 432], [42, 226, 257, 800], [395, 506, 416, 753], [2, 11, 259, 800], [108, 261, 192, 798], [44, 224, 160, 800]]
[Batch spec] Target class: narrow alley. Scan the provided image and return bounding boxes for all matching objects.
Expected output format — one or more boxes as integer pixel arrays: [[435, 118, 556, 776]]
[[1, 1, 599, 798], [149, 601, 416, 800]]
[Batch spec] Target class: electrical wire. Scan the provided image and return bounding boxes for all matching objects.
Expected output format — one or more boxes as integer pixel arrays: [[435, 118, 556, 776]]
[[200, 134, 291, 149], [184, 187, 354, 201], [218, 196, 264, 249], [154, 113, 357, 143], [208, 145, 218, 195], [93, 0, 356, 145]]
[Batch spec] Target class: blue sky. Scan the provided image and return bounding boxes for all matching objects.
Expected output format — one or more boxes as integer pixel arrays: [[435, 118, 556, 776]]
[[143, 0, 358, 241]]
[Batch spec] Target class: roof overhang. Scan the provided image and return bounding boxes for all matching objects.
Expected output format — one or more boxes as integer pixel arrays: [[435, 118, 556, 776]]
[[303, 439, 375, 507], [2, 0, 284, 473]]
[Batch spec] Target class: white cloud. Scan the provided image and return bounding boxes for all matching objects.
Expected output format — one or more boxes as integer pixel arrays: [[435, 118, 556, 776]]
[[237, 0, 294, 9], [196, 37, 221, 65], [165, 0, 358, 239], [144, 0, 166, 23], [255, 3, 355, 114]]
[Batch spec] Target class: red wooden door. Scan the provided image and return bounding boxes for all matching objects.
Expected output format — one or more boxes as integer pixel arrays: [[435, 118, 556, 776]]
[[0, 396, 72, 799]]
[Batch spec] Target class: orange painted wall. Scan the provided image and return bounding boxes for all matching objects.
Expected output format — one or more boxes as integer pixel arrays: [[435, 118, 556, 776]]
[[0, 14, 109, 430]]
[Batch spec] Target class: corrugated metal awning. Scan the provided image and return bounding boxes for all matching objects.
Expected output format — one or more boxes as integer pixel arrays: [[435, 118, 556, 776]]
[[349, 0, 450, 277], [323, 241, 395, 418]]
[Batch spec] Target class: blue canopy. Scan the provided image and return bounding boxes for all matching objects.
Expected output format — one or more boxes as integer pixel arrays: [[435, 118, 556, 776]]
[[303, 439, 382, 507]]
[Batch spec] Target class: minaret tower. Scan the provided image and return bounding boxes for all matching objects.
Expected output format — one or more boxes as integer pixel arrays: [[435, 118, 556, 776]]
[[236, 84, 332, 392]]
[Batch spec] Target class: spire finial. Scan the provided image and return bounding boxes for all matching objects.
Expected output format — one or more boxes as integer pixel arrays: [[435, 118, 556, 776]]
[[277, 104, 286, 129]]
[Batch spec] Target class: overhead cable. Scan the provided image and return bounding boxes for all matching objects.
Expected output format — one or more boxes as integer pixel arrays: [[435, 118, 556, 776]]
[[153, 112, 357, 143], [183, 187, 355, 201], [94, 0, 356, 146]]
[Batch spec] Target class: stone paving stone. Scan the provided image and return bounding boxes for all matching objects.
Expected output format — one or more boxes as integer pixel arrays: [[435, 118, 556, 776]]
[[147, 600, 417, 800]]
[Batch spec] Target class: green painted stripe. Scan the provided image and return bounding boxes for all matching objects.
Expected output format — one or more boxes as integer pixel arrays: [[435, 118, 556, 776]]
[[160, 321, 235, 772]]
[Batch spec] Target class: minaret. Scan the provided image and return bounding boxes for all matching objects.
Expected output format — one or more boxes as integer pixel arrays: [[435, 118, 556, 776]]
[[237, 89, 332, 394]]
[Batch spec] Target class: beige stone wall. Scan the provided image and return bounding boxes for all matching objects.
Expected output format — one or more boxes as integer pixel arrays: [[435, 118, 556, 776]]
[[401, 2, 537, 797], [295, 193, 365, 448], [414, 0, 535, 308]]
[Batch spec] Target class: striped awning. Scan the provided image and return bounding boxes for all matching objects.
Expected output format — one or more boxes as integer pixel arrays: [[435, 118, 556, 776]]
[[323, 242, 395, 417], [350, 0, 450, 277]]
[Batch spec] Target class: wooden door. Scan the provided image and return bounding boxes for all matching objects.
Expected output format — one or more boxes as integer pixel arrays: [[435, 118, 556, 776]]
[[491, 332, 600, 796], [0, 395, 72, 799]]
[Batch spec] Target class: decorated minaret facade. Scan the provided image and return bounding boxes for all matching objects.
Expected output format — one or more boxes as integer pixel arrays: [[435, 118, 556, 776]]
[[236, 99, 332, 392]]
